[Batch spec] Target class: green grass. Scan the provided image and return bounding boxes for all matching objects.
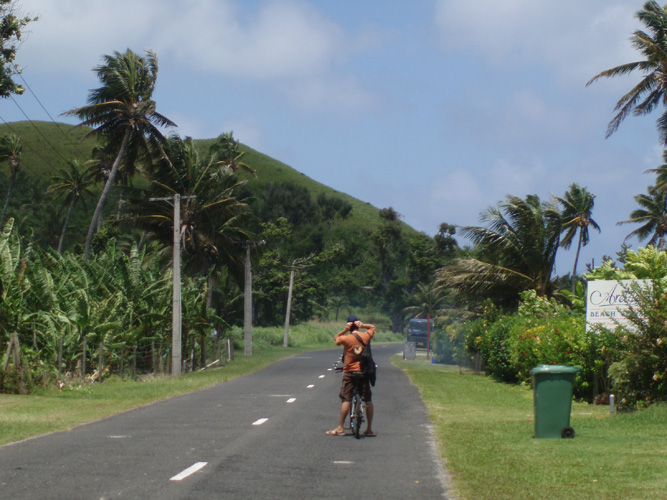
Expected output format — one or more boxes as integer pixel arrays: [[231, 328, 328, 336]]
[[235, 320, 402, 349], [397, 358, 667, 500]]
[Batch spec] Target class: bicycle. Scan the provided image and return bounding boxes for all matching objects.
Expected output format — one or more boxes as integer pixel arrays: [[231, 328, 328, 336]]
[[334, 357, 367, 439]]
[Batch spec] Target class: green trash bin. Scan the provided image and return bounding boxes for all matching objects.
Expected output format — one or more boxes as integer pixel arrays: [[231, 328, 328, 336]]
[[530, 365, 581, 439]]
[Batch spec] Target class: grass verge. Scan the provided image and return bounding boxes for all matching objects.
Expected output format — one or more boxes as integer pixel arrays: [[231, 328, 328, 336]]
[[397, 358, 667, 500], [0, 345, 309, 447]]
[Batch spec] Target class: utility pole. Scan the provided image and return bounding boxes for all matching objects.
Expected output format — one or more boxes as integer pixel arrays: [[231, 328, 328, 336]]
[[172, 194, 182, 375], [282, 255, 314, 348], [149, 194, 195, 376], [244, 243, 252, 357], [282, 263, 295, 348], [243, 240, 265, 357]]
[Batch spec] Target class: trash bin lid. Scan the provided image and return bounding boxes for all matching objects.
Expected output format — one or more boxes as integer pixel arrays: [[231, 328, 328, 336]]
[[530, 365, 581, 375]]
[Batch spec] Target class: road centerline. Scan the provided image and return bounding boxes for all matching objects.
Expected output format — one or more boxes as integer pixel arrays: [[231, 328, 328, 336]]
[[170, 462, 208, 481]]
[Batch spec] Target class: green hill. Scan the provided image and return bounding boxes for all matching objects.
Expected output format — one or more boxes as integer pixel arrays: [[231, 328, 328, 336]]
[[0, 121, 406, 235]]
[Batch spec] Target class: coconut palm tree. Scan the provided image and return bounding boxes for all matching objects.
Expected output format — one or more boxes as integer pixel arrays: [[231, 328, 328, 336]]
[[63, 49, 176, 259], [645, 150, 667, 211], [556, 184, 601, 292], [438, 194, 562, 309], [618, 185, 667, 248], [403, 281, 448, 320], [587, 1, 667, 144], [47, 159, 97, 253], [208, 132, 256, 177], [0, 133, 21, 227], [118, 135, 254, 302]]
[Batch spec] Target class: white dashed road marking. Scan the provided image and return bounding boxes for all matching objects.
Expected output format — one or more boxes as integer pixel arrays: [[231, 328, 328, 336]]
[[307, 384, 314, 388], [253, 418, 269, 426], [319, 375, 325, 379], [286, 398, 296, 403], [170, 462, 208, 481]]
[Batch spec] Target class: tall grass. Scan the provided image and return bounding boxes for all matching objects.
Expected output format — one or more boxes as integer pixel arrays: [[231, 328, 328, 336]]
[[398, 358, 667, 500], [229, 320, 403, 349]]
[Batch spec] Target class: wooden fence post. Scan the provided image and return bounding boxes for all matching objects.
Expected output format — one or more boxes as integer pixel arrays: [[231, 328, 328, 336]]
[[133, 345, 137, 381], [98, 341, 104, 382], [120, 342, 126, 380], [57, 336, 63, 378], [2, 333, 26, 394], [82, 336, 87, 379]]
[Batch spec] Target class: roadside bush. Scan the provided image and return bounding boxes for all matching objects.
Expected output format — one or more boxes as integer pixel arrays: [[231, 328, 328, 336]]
[[468, 314, 520, 383], [463, 291, 621, 399], [432, 320, 469, 367], [608, 281, 667, 409]]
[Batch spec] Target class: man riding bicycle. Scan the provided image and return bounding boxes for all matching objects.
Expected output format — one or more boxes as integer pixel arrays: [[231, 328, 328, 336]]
[[326, 314, 375, 437]]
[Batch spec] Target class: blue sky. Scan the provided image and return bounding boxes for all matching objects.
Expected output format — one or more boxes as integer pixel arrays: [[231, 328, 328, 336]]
[[3, 0, 663, 276]]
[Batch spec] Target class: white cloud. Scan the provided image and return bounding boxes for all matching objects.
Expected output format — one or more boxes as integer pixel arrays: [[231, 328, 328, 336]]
[[154, 0, 345, 80], [428, 169, 485, 223], [17, 0, 372, 113], [21, 0, 344, 78], [433, 0, 639, 87], [281, 74, 376, 113]]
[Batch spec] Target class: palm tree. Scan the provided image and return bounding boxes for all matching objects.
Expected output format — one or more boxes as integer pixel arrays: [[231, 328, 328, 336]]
[[618, 185, 667, 248], [208, 132, 256, 177], [118, 135, 254, 302], [63, 49, 176, 259], [437, 194, 562, 309], [645, 149, 667, 210], [403, 281, 448, 320], [0, 133, 21, 227], [587, 1, 667, 144], [556, 184, 601, 292], [46, 159, 97, 253]]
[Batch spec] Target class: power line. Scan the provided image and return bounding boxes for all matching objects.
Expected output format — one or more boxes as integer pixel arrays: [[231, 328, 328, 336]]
[[9, 94, 73, 166], [11, 64, 89, 159], [0, 112, 60, 171]]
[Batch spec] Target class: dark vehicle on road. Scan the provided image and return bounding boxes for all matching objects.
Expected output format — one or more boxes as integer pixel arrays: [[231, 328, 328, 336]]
[[406, 318, 431, 349]]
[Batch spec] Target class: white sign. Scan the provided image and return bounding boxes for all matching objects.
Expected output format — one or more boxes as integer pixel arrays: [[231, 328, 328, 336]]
[[586, 279, 650, 331]]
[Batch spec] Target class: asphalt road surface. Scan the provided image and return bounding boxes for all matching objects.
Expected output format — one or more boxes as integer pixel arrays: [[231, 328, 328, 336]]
[[0, 345, 452, 499]]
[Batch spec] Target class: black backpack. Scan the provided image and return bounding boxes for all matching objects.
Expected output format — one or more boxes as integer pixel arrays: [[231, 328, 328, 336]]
[[352, 333, 377, 386]]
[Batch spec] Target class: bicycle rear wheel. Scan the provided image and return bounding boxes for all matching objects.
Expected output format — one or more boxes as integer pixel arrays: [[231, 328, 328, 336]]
[[352, 395, 363, 439]]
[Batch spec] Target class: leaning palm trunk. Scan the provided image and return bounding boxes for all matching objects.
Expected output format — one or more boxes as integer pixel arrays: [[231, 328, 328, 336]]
[[571, 230, 584, 293], [0, 169, 17, 228], [58, 196, 77, 254], [84, 130, 130, 260]]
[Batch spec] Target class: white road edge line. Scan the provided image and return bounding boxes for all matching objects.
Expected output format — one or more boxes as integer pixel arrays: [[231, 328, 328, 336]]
[[170, 462, 208, 481], [253, 418, 269, 426], [287, 398, 296, 403]]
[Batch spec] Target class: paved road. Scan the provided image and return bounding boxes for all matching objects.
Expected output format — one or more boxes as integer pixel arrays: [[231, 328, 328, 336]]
[[0, 345, 452, 499]]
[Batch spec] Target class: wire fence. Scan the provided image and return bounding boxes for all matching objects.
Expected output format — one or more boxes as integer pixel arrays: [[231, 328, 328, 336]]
[[0, 332, 236, 394]]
